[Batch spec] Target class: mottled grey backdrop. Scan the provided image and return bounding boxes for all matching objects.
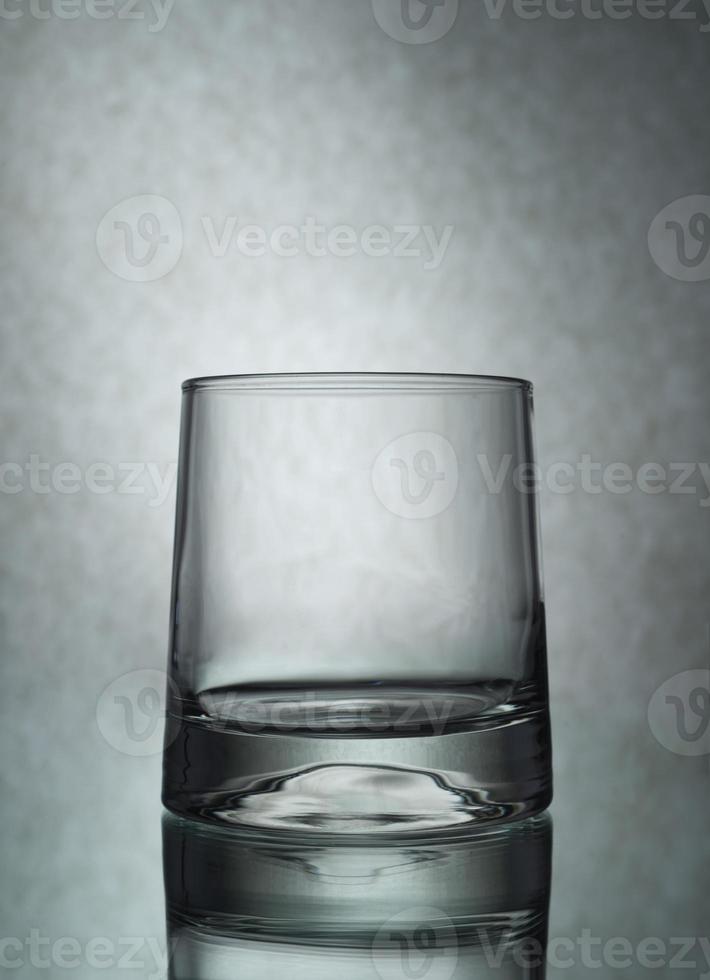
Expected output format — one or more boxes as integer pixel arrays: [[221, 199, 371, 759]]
[[1, 1, 709, 977]]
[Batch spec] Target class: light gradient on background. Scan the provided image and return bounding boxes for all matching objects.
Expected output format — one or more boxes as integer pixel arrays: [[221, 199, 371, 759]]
[[1, 2, 709, 977]]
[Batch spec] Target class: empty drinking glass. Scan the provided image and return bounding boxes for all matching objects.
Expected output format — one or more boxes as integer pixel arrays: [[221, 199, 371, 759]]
[[162, 373, 552, 832]]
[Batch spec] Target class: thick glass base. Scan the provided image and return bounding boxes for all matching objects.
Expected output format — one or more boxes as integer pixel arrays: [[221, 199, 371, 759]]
[[162, 686, 551, 835]]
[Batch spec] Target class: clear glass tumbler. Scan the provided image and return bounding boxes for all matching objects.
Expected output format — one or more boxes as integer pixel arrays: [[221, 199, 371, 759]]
[[162, 373, 552, 833]]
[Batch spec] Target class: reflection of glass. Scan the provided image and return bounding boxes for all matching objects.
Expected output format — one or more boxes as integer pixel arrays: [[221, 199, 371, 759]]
[[163, 374, 552, 832], [163, 813, 552, 979]]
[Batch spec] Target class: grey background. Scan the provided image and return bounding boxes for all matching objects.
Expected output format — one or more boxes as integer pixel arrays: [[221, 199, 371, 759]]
[[1, 1, 709, 976]]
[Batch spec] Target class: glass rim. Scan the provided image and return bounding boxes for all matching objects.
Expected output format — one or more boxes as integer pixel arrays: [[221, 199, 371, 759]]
[[182, 372, 533, 393]]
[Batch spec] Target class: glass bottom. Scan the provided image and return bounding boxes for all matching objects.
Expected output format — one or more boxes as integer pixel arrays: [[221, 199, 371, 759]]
[[162, 684, 551, 835]]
